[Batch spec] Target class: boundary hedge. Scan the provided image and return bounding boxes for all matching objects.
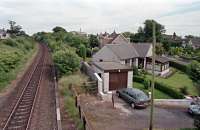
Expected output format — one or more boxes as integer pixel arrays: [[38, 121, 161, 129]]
[[169, 61, 188, 73], [133, 76, 184, 99]]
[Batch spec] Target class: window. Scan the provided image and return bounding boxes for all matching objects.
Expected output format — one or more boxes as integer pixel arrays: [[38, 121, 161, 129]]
[[99, 59, 103, 62]]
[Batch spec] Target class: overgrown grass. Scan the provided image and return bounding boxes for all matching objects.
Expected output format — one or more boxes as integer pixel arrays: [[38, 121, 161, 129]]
[[146, 69, 198, 96], [133, 82, 172, 99], [0, 39, 36, 92], [58, 72, 89, 130]]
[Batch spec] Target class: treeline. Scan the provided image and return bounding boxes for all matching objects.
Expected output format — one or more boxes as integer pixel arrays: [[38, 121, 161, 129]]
[[0, 36, 35, 90], [33, 26, 99, 76]]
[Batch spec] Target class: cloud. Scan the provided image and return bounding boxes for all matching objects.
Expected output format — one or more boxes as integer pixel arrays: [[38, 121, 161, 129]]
[[0, 0, 200, 36]]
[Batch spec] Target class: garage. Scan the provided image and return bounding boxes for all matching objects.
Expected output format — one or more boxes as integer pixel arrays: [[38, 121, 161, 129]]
[[109, 72, 127, 90], [92, 61, 133, 93]]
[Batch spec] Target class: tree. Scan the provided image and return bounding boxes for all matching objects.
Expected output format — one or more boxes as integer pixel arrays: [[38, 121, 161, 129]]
[[79, 44, 86, 60], [189, 61, 200, 82], [143, 20, 165, 42], [155, 43, 164, 55], [122, 32, 133, 38], [7, 20, 23, 36], [52, 26, 66, 33], [131, 20, 165, 43], [89, 34, 99, 48], [53, 50, 80, 76]]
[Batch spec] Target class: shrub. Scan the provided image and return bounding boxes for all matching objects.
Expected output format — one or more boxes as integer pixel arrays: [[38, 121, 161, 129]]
[[154, 82, 184, 99], [180, 86, 189, 95], [53, 50, 80, 76], [169, 61, 189, 73], [133, 76, 144, 83], [78, 44, 86, 60], [133, 66, 139, 76], [133, 76, 184, 99], [189, 61, 200, 82], [143, 79, 150, 89]]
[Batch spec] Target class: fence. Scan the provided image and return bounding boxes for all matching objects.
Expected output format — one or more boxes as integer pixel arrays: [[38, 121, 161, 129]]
[[70, 85, 95, 130]]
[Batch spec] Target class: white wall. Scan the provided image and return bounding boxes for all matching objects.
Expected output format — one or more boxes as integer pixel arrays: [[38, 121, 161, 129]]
[[127, 71, 133, 88], [103, 73, 109, 93], [146, 44, 153, 57]]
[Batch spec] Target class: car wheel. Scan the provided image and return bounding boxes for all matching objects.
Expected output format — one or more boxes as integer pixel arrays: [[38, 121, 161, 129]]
[[131, 103, 135, 109]]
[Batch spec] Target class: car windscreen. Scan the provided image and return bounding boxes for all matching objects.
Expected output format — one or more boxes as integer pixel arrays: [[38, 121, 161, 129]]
[[135, 93, 149, 101]]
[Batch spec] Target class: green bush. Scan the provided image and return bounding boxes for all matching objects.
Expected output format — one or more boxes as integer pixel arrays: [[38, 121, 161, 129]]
[[143, 79, 150, 89], [133, 76, 144, 83], [53, 50, 80, 76], [189, 61, 200, 82], [133, 76, 184, 99], [180, 86, 189, 95], [169, 61, 189, 73], [0, 36, 35, 91], [154, 82, 184, 99]]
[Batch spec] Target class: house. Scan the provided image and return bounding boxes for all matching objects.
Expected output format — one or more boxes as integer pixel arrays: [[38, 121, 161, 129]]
[[182, 38, 200, 49], [70, 29, 88, 37], [92, 43, 171, 98], [98, 31, 130, 48], [0, 29, 10, 39], [93, 62, 133, 96]]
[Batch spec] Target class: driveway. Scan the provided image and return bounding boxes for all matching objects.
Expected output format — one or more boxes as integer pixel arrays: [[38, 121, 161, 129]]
[[114, 96, 194, 129], [80, 94, 196, 130]]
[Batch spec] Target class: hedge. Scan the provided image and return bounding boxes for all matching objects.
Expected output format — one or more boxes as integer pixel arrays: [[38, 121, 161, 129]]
[[169, 61, 189, 73], [133, 76, 184, 99], [154, 82, 184, 99]]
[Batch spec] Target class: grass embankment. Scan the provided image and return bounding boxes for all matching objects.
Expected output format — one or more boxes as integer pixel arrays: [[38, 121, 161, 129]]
[[146, 69, 198, 96], [58, 72, 89, 130], [133, 82, 172, 99], [0, 37, 36, 92]]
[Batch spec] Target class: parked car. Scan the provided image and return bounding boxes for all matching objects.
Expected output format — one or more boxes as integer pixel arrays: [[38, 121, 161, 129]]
[[116, 88, 150, 108], [188, 103, 200, 115]]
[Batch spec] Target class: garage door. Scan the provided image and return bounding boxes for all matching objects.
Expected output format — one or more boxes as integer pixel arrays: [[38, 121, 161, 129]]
[[109, 72, 127, 91]]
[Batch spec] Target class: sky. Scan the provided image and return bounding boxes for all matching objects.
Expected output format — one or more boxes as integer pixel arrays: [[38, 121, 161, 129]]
[[0, 0, 200, 36]]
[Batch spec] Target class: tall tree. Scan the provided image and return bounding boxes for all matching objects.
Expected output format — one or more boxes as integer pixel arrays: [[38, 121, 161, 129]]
[[7, 20, 23, 36], [52, 26, 66, 33], [143, 20, 165, 42], [89, 34, 99, 48], [155, 43, 164, 55]]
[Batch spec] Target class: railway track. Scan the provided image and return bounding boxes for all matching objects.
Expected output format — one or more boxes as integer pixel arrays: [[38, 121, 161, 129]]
[[3, 44, 47, 130]]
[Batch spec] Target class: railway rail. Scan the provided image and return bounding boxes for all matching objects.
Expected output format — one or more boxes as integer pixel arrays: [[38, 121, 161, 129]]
[[3, 44, 47, 130]]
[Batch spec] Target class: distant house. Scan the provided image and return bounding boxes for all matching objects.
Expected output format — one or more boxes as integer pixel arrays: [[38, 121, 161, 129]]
[[98, 31, 130, 48], [182, 38, 200, 49], [92, 43, 171, 97], [70, 29, 88, 37], [162, 33, 182, 46], [0, 29, 10, 39]]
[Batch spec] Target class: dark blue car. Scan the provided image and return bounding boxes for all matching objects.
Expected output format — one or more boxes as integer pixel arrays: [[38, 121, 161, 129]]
[[116, 88, 150, 108]]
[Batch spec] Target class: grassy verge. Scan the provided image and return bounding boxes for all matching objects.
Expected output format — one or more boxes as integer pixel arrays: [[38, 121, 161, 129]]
[[146, 68, 198, 96], [58, 72, 89, 130], [133, 82, 173, 99], [0, 43, 37, 92]]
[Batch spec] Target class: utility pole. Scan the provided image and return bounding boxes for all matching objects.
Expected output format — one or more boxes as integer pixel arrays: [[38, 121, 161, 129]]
[[149, 21, 156, 130]]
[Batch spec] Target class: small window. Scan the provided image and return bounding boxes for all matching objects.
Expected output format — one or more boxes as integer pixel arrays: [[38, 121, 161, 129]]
[[99, 59, 103, 62]]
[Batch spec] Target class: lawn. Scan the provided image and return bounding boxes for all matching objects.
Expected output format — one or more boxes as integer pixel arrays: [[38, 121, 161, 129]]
[[133, 82, 172, 99], [146, 69, 198, 96]]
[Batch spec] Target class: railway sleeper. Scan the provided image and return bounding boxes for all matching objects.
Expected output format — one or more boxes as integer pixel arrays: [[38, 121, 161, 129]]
[[10, 119, 27, 126], [15, 111, 30, 116], [20, 100, 33, 104], [7, 124, 26, 130], [12, 114, 29, 120], [18, 104, 32, 109]]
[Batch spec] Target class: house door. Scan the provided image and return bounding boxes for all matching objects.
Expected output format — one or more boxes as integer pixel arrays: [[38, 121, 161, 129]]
[[109, 72, 128, 91]]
